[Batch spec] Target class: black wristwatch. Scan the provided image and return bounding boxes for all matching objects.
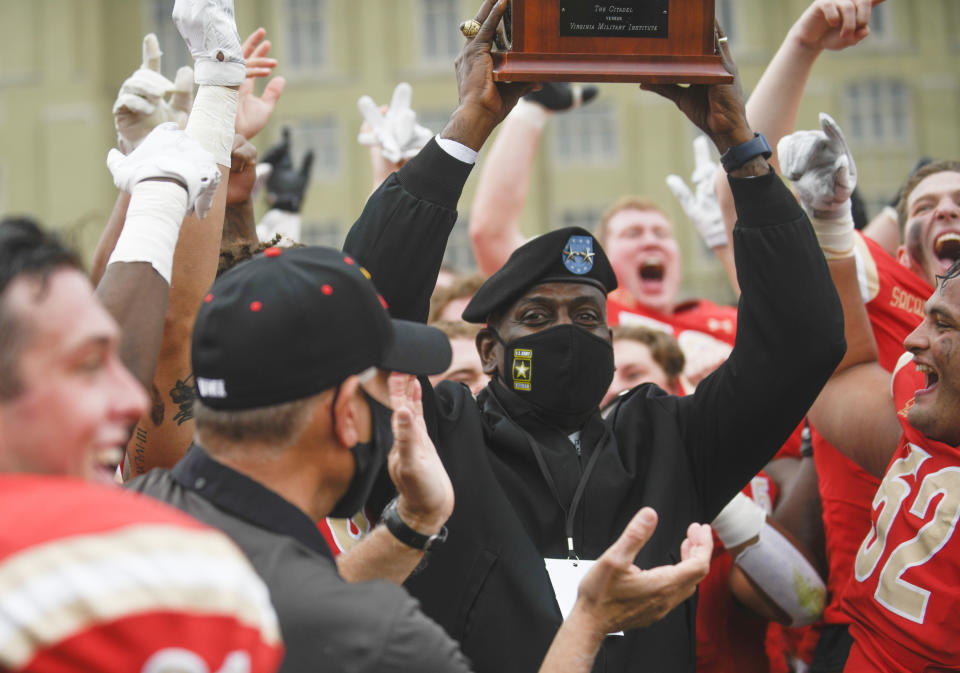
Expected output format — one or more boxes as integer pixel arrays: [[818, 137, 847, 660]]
[[720, 132, 772, 173], [381, 497, 448, 551]]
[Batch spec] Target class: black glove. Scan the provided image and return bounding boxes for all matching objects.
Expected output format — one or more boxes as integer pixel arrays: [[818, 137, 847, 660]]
[[262, 127, 314, 213], [524, 83, 599, 112]]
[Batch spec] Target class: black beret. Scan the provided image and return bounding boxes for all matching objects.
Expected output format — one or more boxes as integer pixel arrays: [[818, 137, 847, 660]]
[[462, 227, 618, 323]]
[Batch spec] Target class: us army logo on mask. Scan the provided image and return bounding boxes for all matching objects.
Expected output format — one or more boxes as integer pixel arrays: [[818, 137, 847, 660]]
[[562, 235, 596, 275], [512, 348, 532, 391]]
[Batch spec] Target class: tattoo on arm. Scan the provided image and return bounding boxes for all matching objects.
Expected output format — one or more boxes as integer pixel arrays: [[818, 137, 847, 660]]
[[150, 384, 164, 426], [132, 426, 149, 476], [170, 373, 196, 426]]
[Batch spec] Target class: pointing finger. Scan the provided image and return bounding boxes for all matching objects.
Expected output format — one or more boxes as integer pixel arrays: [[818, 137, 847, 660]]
[[142, 33, 162, 72], [390, 82, 413, 115]]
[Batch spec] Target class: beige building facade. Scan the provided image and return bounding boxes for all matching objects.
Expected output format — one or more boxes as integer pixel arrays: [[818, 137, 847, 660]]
[[1, 0, 958, 302]]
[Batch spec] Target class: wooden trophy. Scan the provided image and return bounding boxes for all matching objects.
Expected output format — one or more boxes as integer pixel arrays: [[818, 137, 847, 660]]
[[491, 0, 732, 84]]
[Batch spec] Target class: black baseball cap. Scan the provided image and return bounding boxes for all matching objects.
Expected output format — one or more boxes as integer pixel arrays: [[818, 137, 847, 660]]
[[192, 246, 451, 410], [462, 227, 617, 323]]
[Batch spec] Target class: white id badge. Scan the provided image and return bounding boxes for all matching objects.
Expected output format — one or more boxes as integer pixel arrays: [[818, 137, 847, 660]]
[[544, 558, 624, 636]]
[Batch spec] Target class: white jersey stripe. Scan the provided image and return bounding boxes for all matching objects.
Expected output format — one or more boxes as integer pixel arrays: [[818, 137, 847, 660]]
[[0, 524, 280, 669]]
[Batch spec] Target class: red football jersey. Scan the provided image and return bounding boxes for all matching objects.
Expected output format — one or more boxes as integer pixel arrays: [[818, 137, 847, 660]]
[[607, 296, 738, 346], [696, 472, 780, 673], [815, 233, 932, 626], [319, 507, 375, 556], [0, 476, 283, 673], [842, 357, 960, 672]]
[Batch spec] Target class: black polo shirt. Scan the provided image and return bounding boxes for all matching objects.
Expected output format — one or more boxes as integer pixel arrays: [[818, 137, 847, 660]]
[[128, 444, 471, 673]]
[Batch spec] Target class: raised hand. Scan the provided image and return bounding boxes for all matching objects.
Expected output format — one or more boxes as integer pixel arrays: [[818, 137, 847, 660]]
[[107, 122, 221, 218], [666, 136, 728, 249], [789, 0, 880, 53], [357, 83, 434, 163], [778, 112, 857, 219], [387, 373, 454, 535], [236, 28, 286, 140], [442, 0, 537, 151], [172, 0, 245, 86], [113, 34, 194, 153], [574, 509, 712, 634], [640, 24, 753, 155], [262, 128, 313, 213]]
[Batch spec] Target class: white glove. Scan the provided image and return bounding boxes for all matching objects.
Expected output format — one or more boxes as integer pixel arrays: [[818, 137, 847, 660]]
[[113, 34, 194, 153], [172, 0, 245, 86], [666, 136, 728, 249], [779, 113, 858, 219], [357, 83, 434, 163], [107, 122, 221, 218], [779, 113, 858, 258]]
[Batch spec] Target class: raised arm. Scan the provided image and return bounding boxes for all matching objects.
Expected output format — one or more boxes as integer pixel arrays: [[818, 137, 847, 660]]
[[120, 0, 251, 477], [715, 0, 880, 255], [96, 125, 222, 394], [777, 115, 901, 477], [468, 83, 593, 276], [344, 0, 533, 322], [644, 34, 846, 519]]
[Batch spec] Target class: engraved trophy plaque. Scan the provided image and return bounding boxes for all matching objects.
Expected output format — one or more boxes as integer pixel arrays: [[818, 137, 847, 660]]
[[491, 0, 732, 83]]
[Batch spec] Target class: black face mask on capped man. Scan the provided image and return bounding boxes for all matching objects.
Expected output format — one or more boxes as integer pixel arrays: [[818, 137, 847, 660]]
[[491, 324, 615, 429], [329, 389, 394, 519]]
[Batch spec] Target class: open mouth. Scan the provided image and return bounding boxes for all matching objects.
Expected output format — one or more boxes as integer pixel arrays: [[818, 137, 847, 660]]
[[915, 362, 940, 395], [934, 232, 960, 266], [639, 258, 665, 281], [88, 447, 123, 485]]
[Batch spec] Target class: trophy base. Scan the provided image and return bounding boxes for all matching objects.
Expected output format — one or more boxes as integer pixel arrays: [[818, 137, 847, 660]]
[[491, 53, 732, 84]]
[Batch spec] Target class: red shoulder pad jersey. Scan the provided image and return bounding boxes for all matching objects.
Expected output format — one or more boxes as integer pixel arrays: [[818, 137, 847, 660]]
[[842, 356, 960, 672], [0, 475, 283, 673], [696, 471, 780, 673], [606, 296, 738, 347], [815, 233, 932, 626]]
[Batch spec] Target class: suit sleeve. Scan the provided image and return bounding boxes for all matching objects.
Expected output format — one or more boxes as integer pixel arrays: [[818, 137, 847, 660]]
[[679, 170, 846, 521], [343, 139, 474, 323]]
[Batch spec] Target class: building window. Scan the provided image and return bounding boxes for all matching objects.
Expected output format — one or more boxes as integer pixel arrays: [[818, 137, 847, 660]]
[[421, 0, 460, 65], [285, 0, 327, 72], [843, 80, 912, 147], [552, 104, 618, 165], [147, 0, 191, 78], [715, 0, 737, 42], [559, 207, 604, 233], [300, 219, 343, 247], [293, 117, 340, 179]]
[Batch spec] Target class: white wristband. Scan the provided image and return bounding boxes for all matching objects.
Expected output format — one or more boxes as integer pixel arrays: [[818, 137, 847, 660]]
[[810, 210, 855, 261], [711, 492, 767, 549], [735, 524, 827, 626], [108, 180, 188, 284], [509, 98, 550, 131], [185, 85, 238, 166]]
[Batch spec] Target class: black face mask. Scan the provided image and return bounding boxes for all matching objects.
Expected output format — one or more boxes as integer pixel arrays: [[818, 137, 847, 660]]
[[492, 324, 615, 428], [329, 389, 394, 519]]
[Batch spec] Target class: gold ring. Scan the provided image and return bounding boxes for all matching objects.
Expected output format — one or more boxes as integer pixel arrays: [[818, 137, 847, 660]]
[[460, 19, 481, 38]]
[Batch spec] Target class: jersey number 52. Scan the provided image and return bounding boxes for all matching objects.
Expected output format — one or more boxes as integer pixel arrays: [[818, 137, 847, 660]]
[[854, 444, 960, 624]]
